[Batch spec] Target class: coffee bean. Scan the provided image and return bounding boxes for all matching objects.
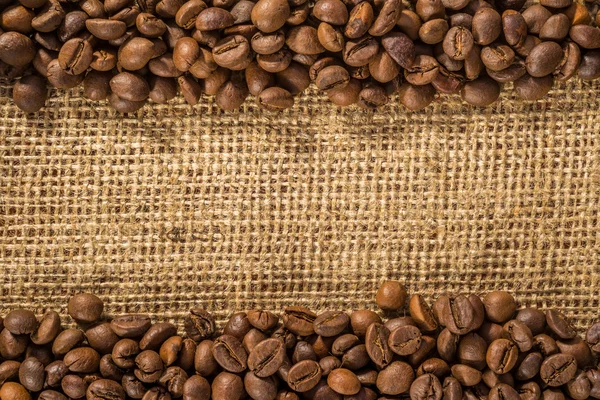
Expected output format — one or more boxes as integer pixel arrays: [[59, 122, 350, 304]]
[[480, 44, 514, 71], [451, 364, 482, 386], [315, 65, 350, 91], [363, 323, 392, 368], [251, 30, 285, 55], [376, 361, 414, 395], [286, 26, 325, 55], [11, 75, 48, 113], [0, 32, 35, 67], [410, 373, 442, 400], [557, 337, 594, 368], [280, 307, 316, 336], [525, 41, 563, 77], [247, 338, 286, 377], [442, 376, 462, 400], [136, 12, 166, 37], [540, 353, 577, 387], [140, 323, 177, 351], [257, 49, 292, 72], [196, 7, 234, 31], [86, 18, 127, 40], [486, 339, 519, 374], [251, 0, 289, 33], [178, 73, 203, 103], [345, 2, 374, 39], [110, 71, 150, 101], [134, 350, 163, 383], [416, 0, 445, 22], [110, 315, 152, 339], [539, 14, 570, 41], [313, 0, 348, 25], [442, 26, 473, 60], [64, 347, 101, 373], [436, 328, 458, 362], [515, 308, 546, 336], [58, 11, 88, 42], [546, 310, 576, 340], [521, 4, 550, 35], [435, 295, 476, 335], [18, 357, 44, 392], [515, 352, 543, 380], [312, 311, 349, 337], [482, 292, 516, 324], [58, 38, 93, 75], [287, 360, 322, 392], [317, 23, 345, 52], [488, 383, 520, 400], [0, 382, 31, 400], [112, 339, 141, 369], [328, 368, 361, 395], [472, 8, 501, 45], [86, 378, 126, 400], [398, 82, 435, 110], [343, 36, 379, 67], [380, 31, 415, 69], [409, 295, 438, 332], [44, 360, 69, 387], [244, 329, 269, 354], [212, 35, 252, 69], [31, 1, 65, 33], [419, 18, 448, 44], [579, 50, 600, 80], [416, 358, 450, 379], [432, 67, 463, 94], [292, 341, 318, 363], [213, 335, 248, 373], [369, 0, 402, 36], [51, 329, 84, 358], [108, 92, 145, 112], [376, 281, 407, 311], [502, 320, 533, 352], [158, 336, 183, 367], [330, 334, 359, 356], [317, 356, 341, 376]]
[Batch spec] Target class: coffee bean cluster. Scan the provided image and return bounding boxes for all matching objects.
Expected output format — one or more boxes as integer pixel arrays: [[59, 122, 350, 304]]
[[1, 0, 600, 112], [1, 285, 600, 399]]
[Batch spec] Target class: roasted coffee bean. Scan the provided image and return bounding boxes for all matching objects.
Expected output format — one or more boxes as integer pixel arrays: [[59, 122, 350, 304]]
[[521, 4, 550, 35], [328, 368, 361, 395], [431, 66, 463, 94], [539, 14, 570, 41], [311, 311, 348, 337], [257, 49, 292, 72], [472, 8, 501, 45], [502, 320, 533, 352], [213, 335, 248, 373], [244, 329, 269, 354], [19, 357, 45, 392], [112, 339, 141, 369], [140, 323, 177, 351], [134, 350, 163, 383], [376, 361, 414, 395], [110, 315, 152, 339], [442, 26, 473, 61], [416, 0, 445, 22], [410, 373, 442, 400], [435, 295, 476, 335], [247, 338, 286, 377], [398, 82, 436, 110], [525, 41, 563, 78], [86, 18, 127, 40], [481, 44, 514, 71], [486, 339, 519, 374], [579, 50, 600, 80], [409, 295, 438, 332], [0, 382, 31, 400], [58, 38, 93, 75], [64, 347, 101, 373], [416, 358, 450, 379], [286, 359, 322, 392], [546, 310, 576, 339], [436, 328, 459, 362], [345, 2, 374, 39], [330, 334, 358, 356], [4, 310, 38, 336], [516, 308, 546, 336], [442, 376, 462, 400], [251, 0, 290, 33], [451, 364, 482, 386], [45, 360, 69, 387], [245, 61, 273, 95], [533, 333, 559, 357], [87, 378, 126, 400], [51, 329, 85, 358], [375, 281, 407, 311], [286, 26, 325, 55], [514, 352, 543, 381], [540, 353, 577, 387], [246, 311, 278, 332], [158, 336, 182, 367], [110, 71, 150, 101], [108, 93, 145, 112], [251, 31, 285, 55], [12, 74, 48, 113], [136, 12, 167, 37], [557, 337, 594, 368], [85, 323, 120, 355], [292, 341, 317, 363], [317, 23, 344, 53], [482, 292, 516, 324], [212, 35, 252, 70], [419, 18, 448, 44], [0, 32, 35, 67], [57, 11, 88, 42], [315, 65, 350, 91]]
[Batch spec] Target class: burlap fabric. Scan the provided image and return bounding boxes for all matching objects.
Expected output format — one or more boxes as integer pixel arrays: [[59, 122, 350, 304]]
[[1, 78, 599, 331]]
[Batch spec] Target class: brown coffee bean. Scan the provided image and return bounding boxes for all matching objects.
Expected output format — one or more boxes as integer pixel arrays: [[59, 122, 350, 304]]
[[257, 49, 292, 72], [196, 7, 234, 31], [502, 320, 533, 352], [44, 360, 69, 387], [431, 66, 463, 94], [281, 306, 316, 336], [86, 379, 126, 400], [173, 37, 200, 72], [110, 71, 150, 101], [136, 12, 166, 37], [375, 281, 407, 311], [212, 35, 252, 69], [110, 339, 140, 370], [522, 4, 550, 35], [0, 328, 28, 359], [247, 338, 286, 377], [108, 93, 145, 112], [0, 32, 35, 67], [139, 323, 177, 351], [381, 31, 415, 69], [434, 295, 475, 335], [244, 61, 273, 95], [579, 50, 600, 80], [1, 5, 34, 34], [369, 0, 402, 36], [0, 382, 31, 400], [82, 323, 118, 356], [515, 352, 543, 380], [292, 341, 317, 363], [442, 26, 473, 61], [318, 356, 341, 376], [501, 10, 526, 48], [486, 338, 519, 374], [134, 350, 163, 383], [540, 353, 577, 387], [286, 26, 325, 55], [118, 37, 155, 70], [13, 75, 47, 112], [110, 315, 151, 339], [317, 23, 344, 52], [472, 8, 501, 45], [539, 14, 570, 41], [155, 0, 185, 18], [416, 358, 450, 379], [51, 329, 84, 358], [212, 372, 244, 400], [57, 11, 88, 42], [315, 65, 349, 91], [328, 368, 361, 395], [345, 2, 374, 39], [451, 364, 481, 386], [545, 310, 576, 339], [416, 0, 444, 22], [213, 335, 248, 373], [540, 0, 571, 8], [313, 0, 348, 25], [388, 325, 421, 356], [419, 18, 448, 44], [525, 41, 563, 77], [285, 3, 309, 26], [462, 75, 500, 106], [251, 31, 285, 55], [86, 18, 126, 40], [311, 311, 348, 337], [479, 44, 514, 72], [365, 323, 392, 368], [251, 0, 289, 33], [31, 0, 65, 33], [570, 25, 600, 49], [515, 308, 546, 336], [482, 292, 516, 324], [410, 373, 443, 400], [64, 347, 101, 373], [343, 36, 379, 67], [18, 357, 44, 392], [409, 295, 438, 332], [552, 41, 580, 81], [287, 360, 322, 392], [557, 337, 594, 368], [58, 38, 93, 75], [376, 361, 414, 395], [174, 0, 206, 28], [366, 50, 398, 82]]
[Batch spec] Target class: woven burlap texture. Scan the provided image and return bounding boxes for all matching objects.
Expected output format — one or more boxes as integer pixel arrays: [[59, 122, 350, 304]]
[[1, 78, 599, 330]]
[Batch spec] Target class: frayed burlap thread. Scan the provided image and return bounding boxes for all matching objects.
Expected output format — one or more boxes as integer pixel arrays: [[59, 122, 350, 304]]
[[1, 78, 599, 331]]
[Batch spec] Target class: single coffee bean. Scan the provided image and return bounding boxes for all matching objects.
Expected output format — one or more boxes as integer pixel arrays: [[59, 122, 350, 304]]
[[416, 358, 450, 379], [435, 295, 476, 335], [1, 5, 34, 34], [442, 376, 462, 400], [245, 61, 273, 95], [526, 41, 563, 77], [315, 65, 350, 91], [213, 334, 248, 373], [554, 42, 580, 81], [158, 366, 188, 398], [108, 93, 145, 113], [79, 0, 107, 18], [121, 373, 147, 398], [539, 14, 570, 41], [461, 76, 501, 107], [246, 310, 279, 332], [0, 328, 28, 359], [140, 323, 177, 351], [159, 336, 183, 366], [182, 375, 211, 400], [280, 306, 316, 336], [86, 19, 126, 40], [58, 11, 88, 42], [212, 35, 252, 70], [341, 344, 370, 370], [472, 8, 501, 45], [86, 323, 120, 355], [343, 36, 379, 67], [540, 353, 577, 386], [221, 312, 251, 340], [0, 382, 31, 400], [376, 281, 407, 311], [86, 378, 126, 400], [481, 44, 514, 71], [347, 310, 380, 338], [251, 31, 285, 55], [136, 12, 166, 37], [546, 310, 576, 339], [409, 294, 438, 332], [586, 322, 600, 351], [112, 339, 140, 369], [436, 328, 458, 362], [502, 320, 533, 352], [244, 371, 278, 400], [364, 323, 392, 368], [517, 381, 541, 400], [533, 333, 559, 357], [502, 10, 527, 47], [45, 360, 69, 387], [257, 49, 292, 73], [247, 338, 286, 377], [99, 354, 126, 381], [442, 26, 473, 61], [313, 0, 348, 25], [52, 329, 85, 358], [486, 338, 519, 374], [286, 26, 325, 55], [579, 50, 600, 80], [317, 23, 345, 53], [312, 311, 349, 337], [319, 356, 342, 376], [380, 31, 415, 69], [174, 0, 206, 28], [212, 372, 244, 400], [514, 351, 543, 380], [330, 334, 359, 356], [565, 370, 591, 400], [244, 329, 269, 354], [482, 292, 516, 323], [292, 341, 317, 363], [38, 390, 68, 400], [0, 32, 36, 67], [287, 360, 322, 392], [431, 67, 463, 94], [31, 1, 65, 34], [19, 357, 45, 392], [557, 337, 594, 368], [410, 373, 442, 400], [110, 314, 151, 338], [482, 369, 514, 388], [521, 4, 550, 35], [328, 368, 361, 395], [251, 0, 289, 33], [286, 3, 309, 26], [376, 361, 414, 395], [369, 0, 402, 36], [58, 38, 94, 75], [146, 76, 176, 103], [419, 18, 448, 44], [488, 383, 520, 400], [134, 350, 163, 383], [110, 71, 150, 101], [12, 75, 48, 113], [416, 0, 445, 21], [516, 308, 546, 336], [451, 364, 482, 386], [196, 7, 234, 31], [345, 2, 374, 39]]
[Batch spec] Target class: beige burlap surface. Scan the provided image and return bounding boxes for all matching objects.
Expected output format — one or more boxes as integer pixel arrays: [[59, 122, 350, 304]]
[[1, 78, 599, 331]]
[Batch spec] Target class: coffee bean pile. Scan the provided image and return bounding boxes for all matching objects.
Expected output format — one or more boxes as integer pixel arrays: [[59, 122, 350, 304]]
[[1, 285, 600, 399], [1, 0, 600, 112]]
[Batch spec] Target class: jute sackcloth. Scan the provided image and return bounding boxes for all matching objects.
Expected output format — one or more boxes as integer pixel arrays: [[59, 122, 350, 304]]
[[1, 78, 599, 331]]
